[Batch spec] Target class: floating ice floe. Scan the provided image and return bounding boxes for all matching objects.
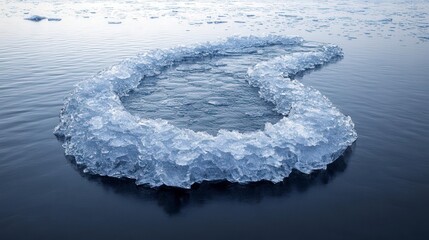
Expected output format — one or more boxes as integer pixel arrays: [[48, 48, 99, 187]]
[[55, 35, 357, 189], [24, 15, 46, 22], [47, 18, 62, 21], [24, 15, 62, 22]]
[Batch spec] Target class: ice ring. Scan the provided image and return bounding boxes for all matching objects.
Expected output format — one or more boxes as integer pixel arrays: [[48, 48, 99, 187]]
[[54, 35, 357, 188]]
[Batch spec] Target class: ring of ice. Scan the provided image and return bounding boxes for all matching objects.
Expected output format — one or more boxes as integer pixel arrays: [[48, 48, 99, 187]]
[[55, 36, 357, 189]]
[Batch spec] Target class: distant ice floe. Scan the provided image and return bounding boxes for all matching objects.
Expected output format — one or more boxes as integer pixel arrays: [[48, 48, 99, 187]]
[[47, 18, 62, 21], [55, 35, 357, 188], [24, 15, 61, 22], [24, 15, 46, 22]]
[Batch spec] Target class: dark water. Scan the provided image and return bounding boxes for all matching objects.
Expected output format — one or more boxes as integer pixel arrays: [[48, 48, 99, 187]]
[[122, 45, 294, 135], [1, 1, 429, 239]]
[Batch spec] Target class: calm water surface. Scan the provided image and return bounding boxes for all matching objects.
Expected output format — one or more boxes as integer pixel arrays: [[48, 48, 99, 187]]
[[0, 1, 428, 239]]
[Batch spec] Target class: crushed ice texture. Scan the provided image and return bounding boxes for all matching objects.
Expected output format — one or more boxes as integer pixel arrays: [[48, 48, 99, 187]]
[[55, 35, 357, 188]]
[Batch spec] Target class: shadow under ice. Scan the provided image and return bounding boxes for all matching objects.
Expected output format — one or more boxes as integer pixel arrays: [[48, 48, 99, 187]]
[[66, 144, 355, 215]]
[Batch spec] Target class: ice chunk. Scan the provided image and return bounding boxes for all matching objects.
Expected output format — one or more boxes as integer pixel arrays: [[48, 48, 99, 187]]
[[379, 18, 393, 23], [24, 15, 46, 22], [54, 35, 357, 189], [47, 18, 62, 21]]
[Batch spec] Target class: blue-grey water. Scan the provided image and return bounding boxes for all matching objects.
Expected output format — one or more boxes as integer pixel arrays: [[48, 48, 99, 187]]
[[122, 45, 296, 135], [1, 0, 428, 239]]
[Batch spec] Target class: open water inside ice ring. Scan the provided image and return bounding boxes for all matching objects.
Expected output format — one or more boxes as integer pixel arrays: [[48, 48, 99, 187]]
[[54, 35, 357, 188]]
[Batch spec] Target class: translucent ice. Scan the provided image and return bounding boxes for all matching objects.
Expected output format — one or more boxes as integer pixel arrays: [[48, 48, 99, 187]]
[[55, 35, 357, 188]]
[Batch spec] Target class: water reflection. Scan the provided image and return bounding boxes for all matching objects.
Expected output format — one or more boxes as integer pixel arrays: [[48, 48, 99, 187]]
[[67, 145, 355, 215]]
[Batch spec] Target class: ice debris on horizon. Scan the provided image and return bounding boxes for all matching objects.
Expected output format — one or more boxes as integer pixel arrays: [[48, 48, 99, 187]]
[[24, 15, 46, 22], [24, 15, 62, 22], [54, 35, 357, 188], [108, 21, 122, 24], [47, 18, 62, 21]]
